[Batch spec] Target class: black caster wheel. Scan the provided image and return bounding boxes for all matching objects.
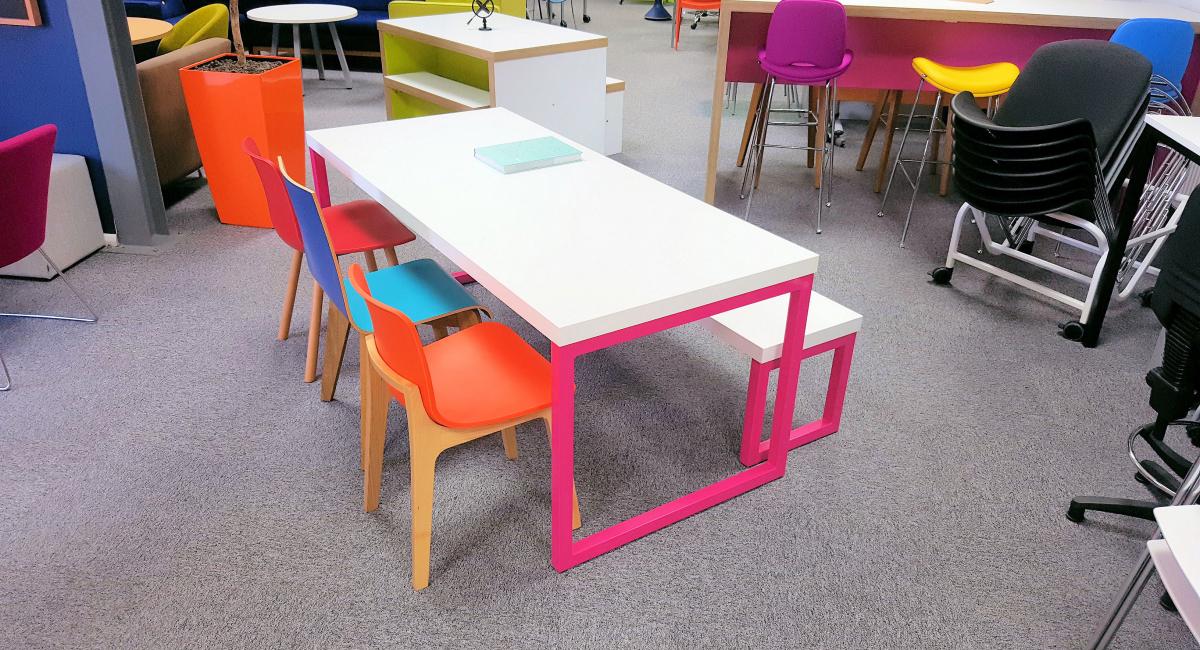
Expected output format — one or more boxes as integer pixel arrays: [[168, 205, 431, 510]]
[[582, 14, 591, 22], [1134, 471, 1149, 486], [1017, 240, 1034, 254], [690, 23, 698, 29], [1066, 503, 1085, 523], [1161, 591, 1177, 613], [1059, 320, 1085, 341], [930, 266, 953, 285], [1139, 288, 1155, 308], [560, 20, 567, 26]]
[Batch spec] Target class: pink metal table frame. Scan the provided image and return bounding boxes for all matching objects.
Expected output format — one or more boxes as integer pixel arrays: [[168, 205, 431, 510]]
[[312, 146, 816, 572]]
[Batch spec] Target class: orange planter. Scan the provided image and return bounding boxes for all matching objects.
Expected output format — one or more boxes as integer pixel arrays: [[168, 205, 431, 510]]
[[180, 54, 304, 228]]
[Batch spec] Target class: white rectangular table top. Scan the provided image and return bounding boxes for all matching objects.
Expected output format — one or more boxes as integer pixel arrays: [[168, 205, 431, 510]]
[[1157, 505, 1200, 591], [728, 0, 1200, 29], [1148, 115, 1200, 158], [307, 109, 819, 346], [377, 13, 607, 61]]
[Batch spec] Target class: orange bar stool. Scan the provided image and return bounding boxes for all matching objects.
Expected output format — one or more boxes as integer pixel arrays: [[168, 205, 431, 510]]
[[346, 264, 581, 590], [877, 57, 1019, 247]]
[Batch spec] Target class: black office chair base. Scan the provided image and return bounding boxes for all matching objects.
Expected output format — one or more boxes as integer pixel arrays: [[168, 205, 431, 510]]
[[1059, 320, 1085, 341], [1067, 496, 1162, 523], [930, 266, 953, 285]]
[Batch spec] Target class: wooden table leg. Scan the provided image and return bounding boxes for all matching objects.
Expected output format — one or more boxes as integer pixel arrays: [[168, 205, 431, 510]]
[[873, 91, 901, 193], [856, 90, 888, 172]]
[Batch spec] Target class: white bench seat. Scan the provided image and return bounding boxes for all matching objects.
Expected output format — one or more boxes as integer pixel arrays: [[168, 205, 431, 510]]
[[703, 292, 862, 362]]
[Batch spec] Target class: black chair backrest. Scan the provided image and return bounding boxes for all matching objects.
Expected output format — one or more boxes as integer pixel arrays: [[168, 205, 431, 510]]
[[952, 92, 1102, 219], [1148, 198, 1200, 421], [993, 40, 1152, 172]]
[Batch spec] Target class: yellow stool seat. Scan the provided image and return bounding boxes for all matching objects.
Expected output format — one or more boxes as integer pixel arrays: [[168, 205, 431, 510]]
[[911, 58, 1020, 98]]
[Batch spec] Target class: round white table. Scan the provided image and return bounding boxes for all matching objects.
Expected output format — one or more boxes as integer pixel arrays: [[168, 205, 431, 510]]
[[247, 4, 357, 89]]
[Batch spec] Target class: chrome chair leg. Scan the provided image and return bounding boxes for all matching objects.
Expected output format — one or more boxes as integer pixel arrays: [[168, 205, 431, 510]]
[[899, 90, 943, 248], [879, 77, 926, 220], [0, 349, 10, 392], [740, 77, 776, 219], [816, 79, 836, 234], [0, 248, 98, 323]]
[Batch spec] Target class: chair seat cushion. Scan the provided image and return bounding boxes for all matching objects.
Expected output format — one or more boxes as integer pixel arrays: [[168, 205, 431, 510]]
[[325, 199, 416, 254], [424, 322, 552, 428], [758, 49, 853, 85], [911, 58, 1019, 98], [344, 258, 480, 332]]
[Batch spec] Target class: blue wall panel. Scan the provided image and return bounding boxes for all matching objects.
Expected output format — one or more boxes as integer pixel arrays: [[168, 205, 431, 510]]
[[0, 0, 113, 231]]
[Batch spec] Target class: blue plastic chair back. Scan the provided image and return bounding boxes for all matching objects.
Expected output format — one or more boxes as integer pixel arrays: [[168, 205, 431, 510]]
[[280, 167, 348, 317], [1111, 18, 1193, 90]]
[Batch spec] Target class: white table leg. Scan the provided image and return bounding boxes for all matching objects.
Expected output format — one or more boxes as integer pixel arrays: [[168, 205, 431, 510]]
[[309, 23, 326, 80], [329, 23, 352, 89], [270, 24, 279, 56]]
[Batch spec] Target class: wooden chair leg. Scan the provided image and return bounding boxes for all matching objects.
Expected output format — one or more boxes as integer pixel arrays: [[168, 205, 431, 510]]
[[543, 414, 581, 530], [409, 435, 440, 591], [304, 282, 324, 383], [736, 83, 764, 168], [278, 250, 303, 341], [856, 90, 888, 172], [359, 336, 373, 472], [363, 357, 390, 512], [431, 323, 449, 340], [501, 426, 518, 459], [939, 112, 954, 196], [874, 90, 901, 193], [457, 310, 482, 330], [364, 250, 379, 272], [383, 247, 399, 267], [813, 85, 827, 189], [320, 304, 351, 402]]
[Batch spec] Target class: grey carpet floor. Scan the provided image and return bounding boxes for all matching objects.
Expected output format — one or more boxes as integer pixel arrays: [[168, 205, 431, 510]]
[[1, 4, 1195, 648]]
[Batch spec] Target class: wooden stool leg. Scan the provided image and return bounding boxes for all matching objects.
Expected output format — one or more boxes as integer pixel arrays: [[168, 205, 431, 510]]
[[304, 282, 324, 383], [873, 91, 901, 193], [278, 250, 303, 341], [856, 90, 888, 172], [737, 83, 764, 168], [383, 247, 400, 267]]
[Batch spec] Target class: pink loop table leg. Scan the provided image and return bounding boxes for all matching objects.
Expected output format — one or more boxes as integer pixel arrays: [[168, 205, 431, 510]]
[[549, 276, 813, 572], [740, 359, 772, 467]]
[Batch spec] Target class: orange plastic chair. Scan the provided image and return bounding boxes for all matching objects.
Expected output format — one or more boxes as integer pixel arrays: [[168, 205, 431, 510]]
[[347, 264, 581, 590], [673, 0, 721, 49]]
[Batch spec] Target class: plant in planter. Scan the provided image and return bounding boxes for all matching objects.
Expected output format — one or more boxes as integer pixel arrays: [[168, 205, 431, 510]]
[[180, 0, 305, 228]]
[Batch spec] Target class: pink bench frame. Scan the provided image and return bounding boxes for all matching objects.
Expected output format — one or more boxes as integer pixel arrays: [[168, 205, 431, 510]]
[[739, 332, 856, 467]]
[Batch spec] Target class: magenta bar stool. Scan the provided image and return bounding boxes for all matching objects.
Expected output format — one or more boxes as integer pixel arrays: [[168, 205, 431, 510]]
[[739, 0, 853, 234]]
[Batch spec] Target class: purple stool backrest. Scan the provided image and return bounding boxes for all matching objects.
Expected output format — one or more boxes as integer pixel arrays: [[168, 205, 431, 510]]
[[0, 125, 57, 268], [764, 0, 848, 70]]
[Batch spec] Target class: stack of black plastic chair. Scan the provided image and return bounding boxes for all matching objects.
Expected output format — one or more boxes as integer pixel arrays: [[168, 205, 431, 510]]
[[1069, 196, 1200, 527], [931, 40, 1151, 341]]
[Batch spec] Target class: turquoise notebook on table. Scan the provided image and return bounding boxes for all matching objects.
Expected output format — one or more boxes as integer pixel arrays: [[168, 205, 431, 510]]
[[474, 136, 582, 174]]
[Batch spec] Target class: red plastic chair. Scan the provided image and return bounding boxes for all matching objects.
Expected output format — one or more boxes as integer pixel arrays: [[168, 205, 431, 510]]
[[243, 137, 417, 383], [0, 125, 97, 392], [346, 263, 580, 590], [673, 0, 721, 49]]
